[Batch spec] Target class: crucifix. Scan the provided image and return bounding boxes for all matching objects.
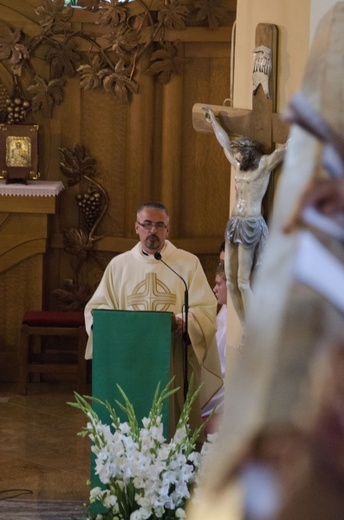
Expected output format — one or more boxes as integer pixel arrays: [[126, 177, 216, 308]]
[[192, 23, 290, 331], [192, 23, 290, 206]]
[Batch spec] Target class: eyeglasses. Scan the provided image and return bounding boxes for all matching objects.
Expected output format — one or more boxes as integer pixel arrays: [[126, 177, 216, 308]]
[[136, 221, 168, 231]]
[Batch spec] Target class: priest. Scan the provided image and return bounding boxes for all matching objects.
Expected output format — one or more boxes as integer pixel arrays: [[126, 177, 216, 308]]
[[84, 201, 223, 437]]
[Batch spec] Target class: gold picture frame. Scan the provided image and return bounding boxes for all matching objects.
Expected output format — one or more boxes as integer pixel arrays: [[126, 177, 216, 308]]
[[0, 124, 40, 184]]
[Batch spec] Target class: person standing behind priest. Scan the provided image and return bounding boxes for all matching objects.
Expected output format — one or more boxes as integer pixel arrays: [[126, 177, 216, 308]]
[[84, 201, 223, 437]]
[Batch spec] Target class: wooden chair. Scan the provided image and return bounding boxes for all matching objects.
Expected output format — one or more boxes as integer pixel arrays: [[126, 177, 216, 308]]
[[19, 310, 88, 395]]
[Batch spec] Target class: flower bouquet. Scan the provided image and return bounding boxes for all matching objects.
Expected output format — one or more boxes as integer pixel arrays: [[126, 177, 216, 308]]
[[69, 379, 214, 520]]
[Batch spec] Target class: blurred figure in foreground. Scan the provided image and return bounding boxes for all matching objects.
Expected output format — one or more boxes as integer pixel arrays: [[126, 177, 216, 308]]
[[202, 262, 227, 435]]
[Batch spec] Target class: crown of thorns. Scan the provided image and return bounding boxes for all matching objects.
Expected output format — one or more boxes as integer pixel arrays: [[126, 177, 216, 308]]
[[229, 137, 261, 152]]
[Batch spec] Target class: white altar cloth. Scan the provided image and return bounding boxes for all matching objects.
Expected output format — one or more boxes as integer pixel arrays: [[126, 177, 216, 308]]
[[0, 180, 64, 197]]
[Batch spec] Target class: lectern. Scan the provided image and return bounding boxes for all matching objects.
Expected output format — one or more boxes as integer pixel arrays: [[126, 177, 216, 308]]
[[91, 309, 173, 499]]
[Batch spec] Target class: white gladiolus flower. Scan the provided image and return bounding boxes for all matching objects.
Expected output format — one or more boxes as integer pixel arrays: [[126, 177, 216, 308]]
[[70, 379, 216, 520], [172, 425, 187, 443], [103, 491, 118, 509], [119, 422, 130, 434], [89, 486, 102, 502]]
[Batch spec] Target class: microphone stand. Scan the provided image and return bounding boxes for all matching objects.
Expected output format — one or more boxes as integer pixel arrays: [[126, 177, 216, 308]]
[[154, 252, 189, 400]]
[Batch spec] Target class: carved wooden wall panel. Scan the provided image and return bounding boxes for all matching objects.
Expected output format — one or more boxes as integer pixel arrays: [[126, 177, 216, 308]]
[[0, 256, 43, 381], [0, 0, 235, 382], [179, 42, 231, 237]]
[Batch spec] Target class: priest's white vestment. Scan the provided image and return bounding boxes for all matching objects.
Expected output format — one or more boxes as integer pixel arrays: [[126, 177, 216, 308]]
[[84, 240, 223, 434]]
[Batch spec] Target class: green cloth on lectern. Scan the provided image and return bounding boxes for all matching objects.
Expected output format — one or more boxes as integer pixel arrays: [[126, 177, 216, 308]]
[[92, 309, 172, 431], [90, 309, 172, 504]]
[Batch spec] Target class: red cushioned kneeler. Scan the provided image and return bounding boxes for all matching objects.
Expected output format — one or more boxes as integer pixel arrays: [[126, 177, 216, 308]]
[[19, 311, 88, 395]]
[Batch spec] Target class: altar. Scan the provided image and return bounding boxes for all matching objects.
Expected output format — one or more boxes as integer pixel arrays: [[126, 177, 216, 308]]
[[0, 180, 64, 383]]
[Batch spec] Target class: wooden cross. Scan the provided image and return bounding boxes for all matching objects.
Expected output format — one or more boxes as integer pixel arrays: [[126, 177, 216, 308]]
[[192, 23, 290, 210], [192, 23, 289, 149]]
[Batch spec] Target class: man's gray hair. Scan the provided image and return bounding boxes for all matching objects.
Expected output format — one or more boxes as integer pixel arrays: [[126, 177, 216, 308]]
[[137, 202, 169, 217]]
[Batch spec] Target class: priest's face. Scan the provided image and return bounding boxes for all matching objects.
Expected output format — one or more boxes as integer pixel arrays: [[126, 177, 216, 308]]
[[135, 207, 170, 254]]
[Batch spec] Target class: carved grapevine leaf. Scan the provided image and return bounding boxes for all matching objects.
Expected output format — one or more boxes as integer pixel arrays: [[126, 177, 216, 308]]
[[45, 39, 81, 79], [194, 0, 228, 28], [52, 282, 95, 311], [99, 65, 139, 102], [63, 228, 96, 256], [77, 53, 105, 90], [110, 26, 139, 57], [0, 23, 29, 66], [145, 41, 185, 83], [59, 144, 97, 186], [35, 0, 73, 30], [96, 0, 128, 29], [157, 0, 190, 30], [27, 76, 65, 116], [131, 12, 150, 33], [0, 0, 228, 116]]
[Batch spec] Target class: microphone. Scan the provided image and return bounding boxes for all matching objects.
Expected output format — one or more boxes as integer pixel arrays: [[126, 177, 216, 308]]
[[154, 251, 189, 400]]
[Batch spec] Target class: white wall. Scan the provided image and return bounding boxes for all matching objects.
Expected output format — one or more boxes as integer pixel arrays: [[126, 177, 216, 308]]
[[233, 1, 342, 111], [233, 0, 311, 112]]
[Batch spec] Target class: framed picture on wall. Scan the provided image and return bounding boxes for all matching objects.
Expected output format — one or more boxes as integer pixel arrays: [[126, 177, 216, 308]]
[[0, 124, 40, 184]]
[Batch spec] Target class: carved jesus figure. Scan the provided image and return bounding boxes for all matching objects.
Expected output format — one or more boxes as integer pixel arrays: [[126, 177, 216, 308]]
[[204, 107, 287, 329]]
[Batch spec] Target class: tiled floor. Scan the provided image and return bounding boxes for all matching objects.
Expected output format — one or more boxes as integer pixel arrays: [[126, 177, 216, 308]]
[[0, 381, 90, 506]]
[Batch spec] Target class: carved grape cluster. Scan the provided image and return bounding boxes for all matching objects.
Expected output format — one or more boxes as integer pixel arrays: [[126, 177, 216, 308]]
[[76, 187, 102, 230], [5, 96, 31, 124]]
